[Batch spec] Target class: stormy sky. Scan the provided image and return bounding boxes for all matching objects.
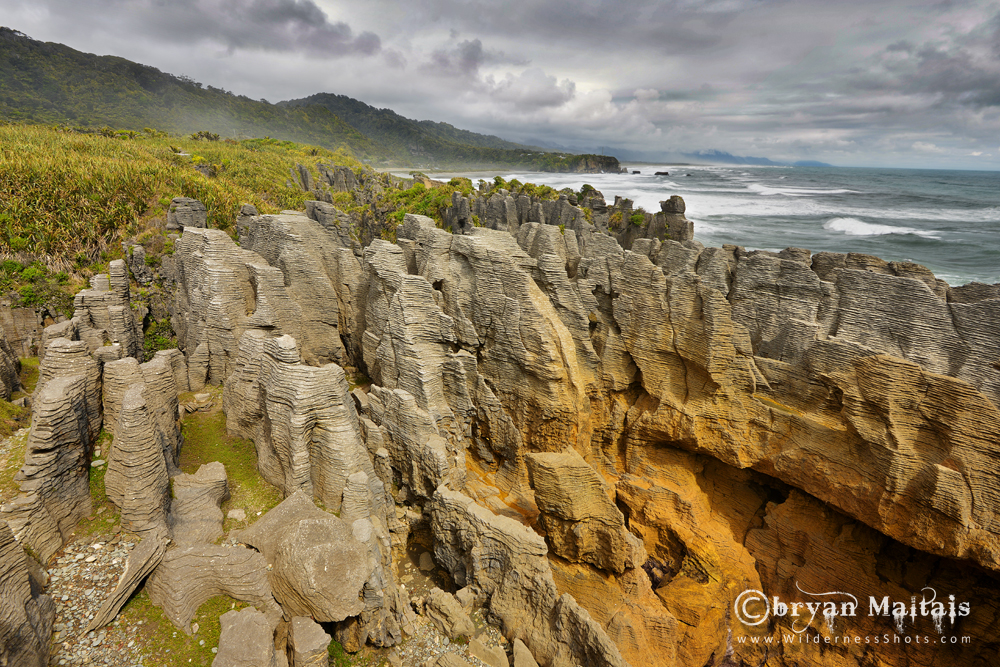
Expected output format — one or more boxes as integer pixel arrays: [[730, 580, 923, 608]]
[[5, 0, 1000, 169]]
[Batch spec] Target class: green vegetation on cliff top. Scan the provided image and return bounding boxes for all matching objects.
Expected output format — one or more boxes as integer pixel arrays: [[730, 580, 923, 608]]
[[0, 123, 357, 259]]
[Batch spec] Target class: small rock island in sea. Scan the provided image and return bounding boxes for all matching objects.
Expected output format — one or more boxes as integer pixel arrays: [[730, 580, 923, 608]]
[[2, 165, 999, 667]]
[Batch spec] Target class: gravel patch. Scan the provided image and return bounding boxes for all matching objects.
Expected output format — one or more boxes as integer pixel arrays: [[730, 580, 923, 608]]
[[46, 534, 148, 667]]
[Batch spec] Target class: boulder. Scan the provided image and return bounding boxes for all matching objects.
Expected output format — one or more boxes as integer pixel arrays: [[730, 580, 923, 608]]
[[512, 639, 539, 667], [469, 638, 508, 667], [271, 517, 371, 622], [423, 588, 474, 639], [212, 608, 278, 667], [526, 450, 641, 574], [288, 616, 331, 667], [167, 197, 207, 231], [169, 462, 229, 545], [237, 490, 374, 622]]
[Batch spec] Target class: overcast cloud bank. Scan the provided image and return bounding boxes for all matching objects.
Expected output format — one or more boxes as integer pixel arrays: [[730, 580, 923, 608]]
[[4, 0, 1000, 169]]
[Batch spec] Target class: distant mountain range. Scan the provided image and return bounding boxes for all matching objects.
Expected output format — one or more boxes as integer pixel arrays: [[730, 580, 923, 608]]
[[0, 27, 617, 172], [530, 145, 833, 168], [681, 149, 833, 168]]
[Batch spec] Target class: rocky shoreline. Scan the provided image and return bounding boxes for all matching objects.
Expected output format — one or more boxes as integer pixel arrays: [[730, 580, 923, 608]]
[[2, 167, 999, 666]]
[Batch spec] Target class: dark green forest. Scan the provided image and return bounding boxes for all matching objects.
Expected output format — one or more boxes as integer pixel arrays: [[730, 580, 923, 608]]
[[0, 28, 621, 172]]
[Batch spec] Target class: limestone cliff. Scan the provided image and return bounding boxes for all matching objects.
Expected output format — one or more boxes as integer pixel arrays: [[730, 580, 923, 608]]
[[166, 183, 1000, 667]]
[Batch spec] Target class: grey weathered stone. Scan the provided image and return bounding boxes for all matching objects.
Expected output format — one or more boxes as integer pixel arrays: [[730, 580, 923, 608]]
[[236, 490, 400, 646], [101, 357, 142, 439], [37, 337, 102, 440], [0, 520, 55, 667], [140, 355, 183, 472], [270, 516, 370, 621], [424, 588, 474, 639], [289, 616, 331, 667], [223, 334, 380, 514], [212, 608, 278, 667], [167, 197, 207, 231], [68, 260, 141, 359], [155, 348, 190, 393], [127, 244, 155, 285], [526, 450, 642, 575], [469, 638, 509, 667], [512, 639, 539, 667], [430, 488, 628, 667], [0, 304, 41, 358], [169, 462, 229, 545]]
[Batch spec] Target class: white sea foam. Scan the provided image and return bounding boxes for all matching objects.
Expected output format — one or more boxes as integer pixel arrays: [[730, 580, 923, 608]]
[[823, 218, 941, 239], [748, 183, 856, 196]]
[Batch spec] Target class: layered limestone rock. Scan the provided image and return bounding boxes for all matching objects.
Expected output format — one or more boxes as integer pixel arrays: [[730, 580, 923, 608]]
[[167, 197, 207, 231], [0, 328, 19, 399], [172, 228, 293, 388], [104, 385, 170, 536], [62, 260, 141, 360], [169, 462, 229, 545], [168, 191, 1000, 666], [238, 211, 363, 365], [140, 354, 183, 472], [0, 520, 55, 667], [0, 374, 93, 561], [430, 487, 628, 667], [173, 214, 363, 388], [525, 450, 642, 575], [146, 543, 282, 633], [37, 337, 102, 440], [101, 357, 143, 438], [237, 490, 403, 648], [224, 334, 382, 513], [288, 616, 332, 667]]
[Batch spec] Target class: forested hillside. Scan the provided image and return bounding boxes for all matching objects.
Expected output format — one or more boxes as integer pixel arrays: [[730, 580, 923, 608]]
[[0, 28, 620, 171]]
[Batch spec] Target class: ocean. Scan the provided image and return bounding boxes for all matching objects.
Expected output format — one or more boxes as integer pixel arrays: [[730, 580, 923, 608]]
[[483, 165, 1000, 287]]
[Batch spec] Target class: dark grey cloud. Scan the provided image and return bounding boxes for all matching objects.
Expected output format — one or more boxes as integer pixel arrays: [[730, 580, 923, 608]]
[[9, 0, 381, 57], [425, 38, 528, 78], [231, 0, 382, 56]]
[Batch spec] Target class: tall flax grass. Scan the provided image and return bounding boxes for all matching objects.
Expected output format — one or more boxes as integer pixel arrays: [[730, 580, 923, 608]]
[[0, 124, 361, 260]]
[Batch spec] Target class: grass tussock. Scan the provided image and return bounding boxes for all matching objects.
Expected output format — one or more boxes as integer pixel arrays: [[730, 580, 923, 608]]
[[0, 124, 362, 260]]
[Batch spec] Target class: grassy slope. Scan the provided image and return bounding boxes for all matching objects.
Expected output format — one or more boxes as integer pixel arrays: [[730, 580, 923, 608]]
[[0, 124, 362, 259]]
